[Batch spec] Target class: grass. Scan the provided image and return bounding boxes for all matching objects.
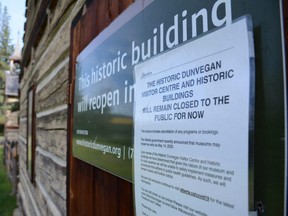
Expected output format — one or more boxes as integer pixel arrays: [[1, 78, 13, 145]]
[[0, 145, 17, 216]]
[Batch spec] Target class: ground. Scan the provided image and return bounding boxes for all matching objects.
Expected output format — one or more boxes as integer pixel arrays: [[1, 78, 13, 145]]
[[0, 144, 17, 216]]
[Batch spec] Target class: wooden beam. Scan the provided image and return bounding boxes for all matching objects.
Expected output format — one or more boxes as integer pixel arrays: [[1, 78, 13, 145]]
[[21, 0, 50, 78]]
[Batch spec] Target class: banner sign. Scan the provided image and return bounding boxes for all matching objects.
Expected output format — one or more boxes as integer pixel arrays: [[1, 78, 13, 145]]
[[134, 16, 254, 215], [72, 0, 254, 186]]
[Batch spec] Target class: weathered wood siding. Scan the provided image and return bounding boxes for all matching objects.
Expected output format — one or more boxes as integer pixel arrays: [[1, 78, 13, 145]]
[[19, 0, 85, 215]]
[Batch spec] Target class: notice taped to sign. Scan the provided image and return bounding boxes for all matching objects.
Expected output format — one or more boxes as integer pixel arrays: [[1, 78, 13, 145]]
[[134, 16, 254, 216]]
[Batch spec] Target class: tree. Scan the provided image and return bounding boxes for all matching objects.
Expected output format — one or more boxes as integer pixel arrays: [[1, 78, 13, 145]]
[[0, 3, 13, 65], [0, 3, 13, 126]]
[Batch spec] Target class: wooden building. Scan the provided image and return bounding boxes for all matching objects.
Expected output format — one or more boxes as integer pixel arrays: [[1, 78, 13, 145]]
[[19, 0, 133, 215], [18, 0, 287, 216], [4, 40, 21, 195], [19, 0, 83, 215]]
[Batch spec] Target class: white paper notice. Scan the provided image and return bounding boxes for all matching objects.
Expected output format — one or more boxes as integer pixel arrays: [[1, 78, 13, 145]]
[[134, 17, 253, 216]]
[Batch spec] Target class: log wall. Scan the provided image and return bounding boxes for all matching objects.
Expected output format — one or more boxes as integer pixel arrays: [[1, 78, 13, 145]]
[[19, 0, 135, 215], [19, 0, 85, 215]]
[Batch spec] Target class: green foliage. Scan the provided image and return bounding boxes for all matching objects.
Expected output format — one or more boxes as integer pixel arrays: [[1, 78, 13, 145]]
[[0, 2, 11, 91], [0, 61, 9, 71], [10, 102, 19, 112], [0, 146, 17, 216], [0, 4, 13, 64], [0, 3, 14, 127]]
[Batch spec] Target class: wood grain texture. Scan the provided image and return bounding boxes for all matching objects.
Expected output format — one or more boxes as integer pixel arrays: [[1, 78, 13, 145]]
[[68, 0, 134, 215]]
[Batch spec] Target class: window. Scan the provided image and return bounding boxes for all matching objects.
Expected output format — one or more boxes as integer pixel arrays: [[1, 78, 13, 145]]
[[27, 86, 36, 182]]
